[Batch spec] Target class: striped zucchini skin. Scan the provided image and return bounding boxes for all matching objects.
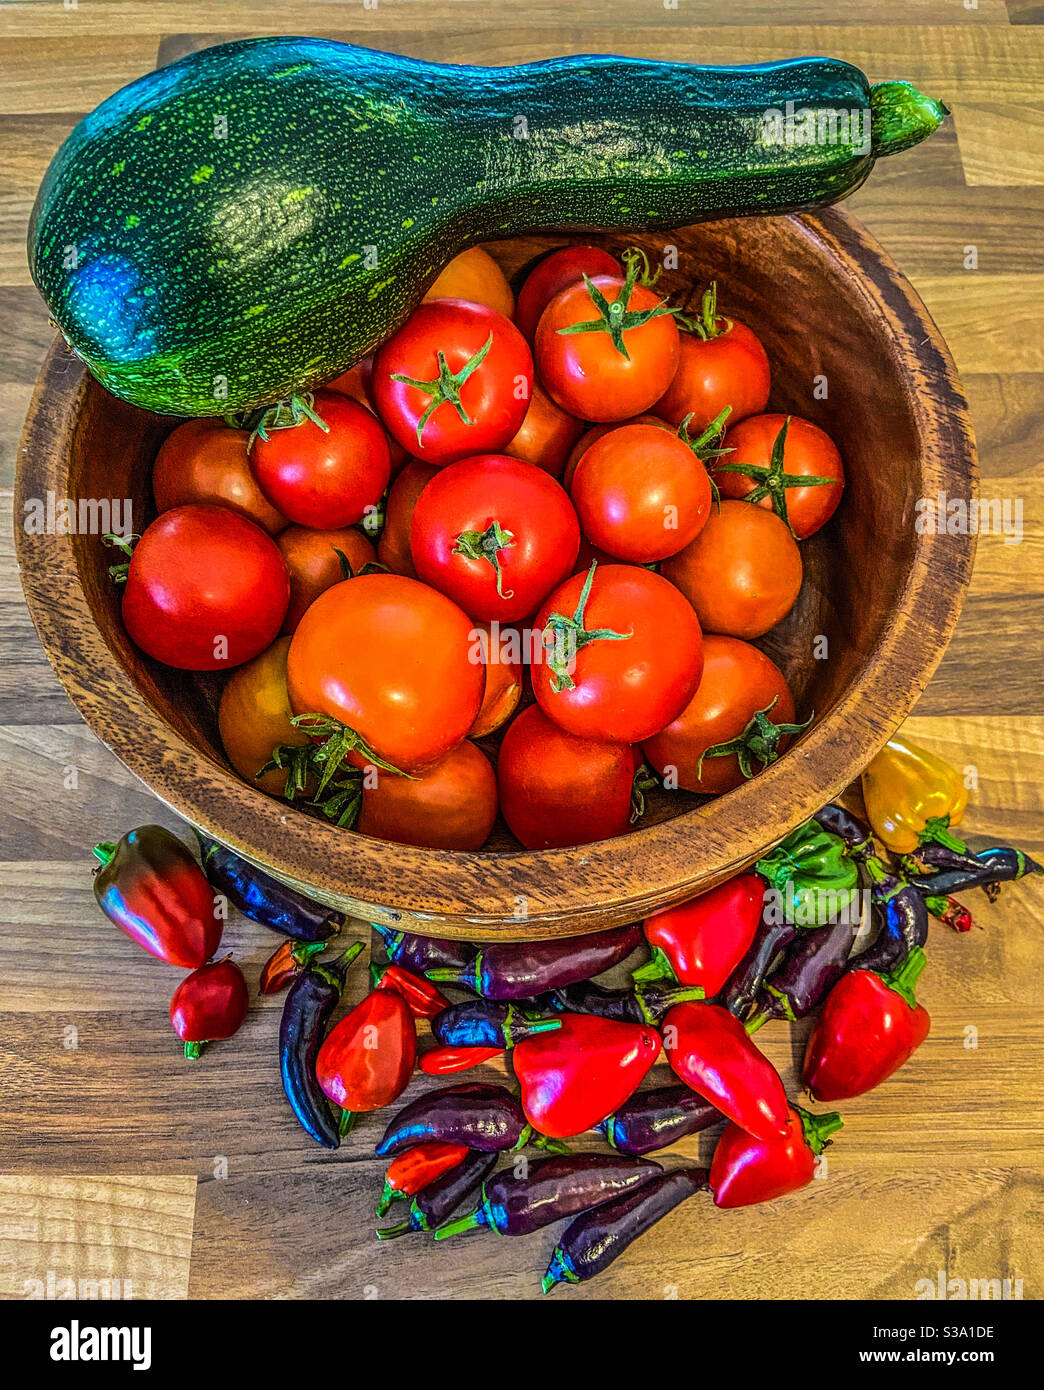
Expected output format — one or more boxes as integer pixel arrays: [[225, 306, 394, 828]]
[[29, 38, 945, 417]]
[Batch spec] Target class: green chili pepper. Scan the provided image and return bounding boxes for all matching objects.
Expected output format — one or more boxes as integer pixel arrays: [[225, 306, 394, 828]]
[[755, 821, 859, 926]]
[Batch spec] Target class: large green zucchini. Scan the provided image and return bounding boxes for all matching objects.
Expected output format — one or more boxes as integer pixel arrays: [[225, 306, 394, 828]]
[[29, 37, 946, 417]]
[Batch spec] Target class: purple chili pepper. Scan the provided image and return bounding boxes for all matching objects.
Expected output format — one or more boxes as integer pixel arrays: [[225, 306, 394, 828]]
[[376, 1149, 498, 1238], [746, 916, 859, 1031], [596, 1085, 722, 1156], [426, 923, 643, 1000], [851, 857, 928, 975], [549, 978, 704, 1025], [721, 915, 798, 1018], [814, 803, 875, 861], [431, 999, 561, 1049], [374, 1083, 566, 1157], [373, 922, 477, 974]]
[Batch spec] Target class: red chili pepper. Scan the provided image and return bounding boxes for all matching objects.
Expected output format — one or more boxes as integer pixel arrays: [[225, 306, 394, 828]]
[[420, 1044, 505, 1075], [663, 1001, 790, 1140], [260, 939, 328, 994], [513, 1013, 661, 1139], [316, 988, 416, 1134], [709, 1105, 842, 1208], [803, 948, 931, 1102], [92, 825, 220, 968], [638, 874, 764, 996], [374, 962, 451, 1018], [169, 956, 249, 1060], [375, 1141, 470, 1217]]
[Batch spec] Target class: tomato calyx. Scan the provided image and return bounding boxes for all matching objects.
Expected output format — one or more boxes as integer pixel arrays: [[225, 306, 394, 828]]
[[249, 393, 330, 447], [696, 696, 814, 781], [713, 418, 838, 537], [453, 520, 517, 600], [674, 280, 733, 342], [631, 761, 659, 823], [555, 258, 674, 361], [102, 532, 141, 584], [541, 561, 632, 693], [676, 407, 733, 509], [620, 245, 664, 290], [334, 549, 387, 581], [390, 332, 494, 446], [291, 712, 415, 787]]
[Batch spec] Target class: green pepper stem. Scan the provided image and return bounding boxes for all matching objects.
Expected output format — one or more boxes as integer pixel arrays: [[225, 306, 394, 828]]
[[92, 842, 117, 867], [338, 1108, 358, 1138], [183, 1041, 204, 1061], [796, 1105, 843, 1155], [880, 945, 927, 1008], [375, 1181, 404, 1219], [630, 945, 679, 986], [375, 1220, 411, 1240], [432, 1208, 486, 1240]]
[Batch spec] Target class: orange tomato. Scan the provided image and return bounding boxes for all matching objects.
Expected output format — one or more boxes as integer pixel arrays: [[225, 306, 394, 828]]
[[377, 459, 439, 578], [358, 740, 498, 850], [562, 413, 669, 493], [217, 637, 313, 796], [502, 380, 584, 479], [276, 525, 376, 634], [152, 419, 287, 535], [325, 355, 411, 478], [423, 246, 514, 320], [469, 622, 524, 738]]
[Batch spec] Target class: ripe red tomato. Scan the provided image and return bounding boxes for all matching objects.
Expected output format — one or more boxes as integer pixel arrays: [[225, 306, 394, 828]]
[[285, 572, 484, 772], [377, 460, 440, 579], [652, 288, 770, 432], [152, 419, 288, 535], [534, 564, 703, 743], [661, 501, 802, 640], [250, 390, 390, 528], [643, 635, 798, 794], [713, 414, 844, 539], [498, 704, 636, 849], [358, 740, 498, 850], [372, 299, 532, 466], [535, 271, 679, 421], [570, 423, 712, 562], [410, 455, 580, 622], [514, 245, 620, 341], [122, 503, 289, 670], [276, 524, 376, 633], [324, 356, 410, 477], [562, 413, 669, 493], [502, 379, 584, 479]]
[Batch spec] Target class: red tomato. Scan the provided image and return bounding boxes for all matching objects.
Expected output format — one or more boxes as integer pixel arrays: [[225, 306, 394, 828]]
[[250, 390, 390, 528], [410, 455, 580, 622], [152, 419, 288, 535], [286, 573, 484, 772], [324, 356, 410, 478], [643, 635, 797, 795], [498, 704, 636, 849], [561, 413, 669, 493], [276, 525, 376, 633], [534, 564, 703, 743], [169, 958, 249, 1052], [535, 272, 679, 421], [468, 622, 524, 738], [372, 299, 532, 466], [502, 379, 584, 479], [661, 501, 802, 640], [377, 460, 440, 579], [653, 305, 770, 433], [122, 504, 289, 670], [570, 423, 712, 562], [713, 414, 844, 539], [515, 245, 620, 341], [358, 740, 498, 850]]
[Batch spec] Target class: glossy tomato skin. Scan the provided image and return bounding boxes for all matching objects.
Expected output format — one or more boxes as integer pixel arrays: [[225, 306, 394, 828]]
[[277, 524, 375, 633], [498, 704, 636, 849], [152, 419, 287, 535], [218, 636, 314, 796], [359, 740, 498, 851], [502, 379, 584, 479], [324, 357, 410, 478], [534, 565, 703, 744], [372, 299, 532, 466], [653, 320, 770, 433], [286, 573, 484, 772], [715, 414, 844, 539], [562, 413, 669, 493], [122, 504, 289, 670], [250, 390, 390, 528], [423, 246, 515, 319], [410, 455, 580, 622], [643, 635, 796, 795], [570, 423, 712, 562], [377, 460, 440, 579], [535, 275, 679, 422], [170, 958, 249, 1045], [515, 245, 620, 341], [661, 501, 802, 640]]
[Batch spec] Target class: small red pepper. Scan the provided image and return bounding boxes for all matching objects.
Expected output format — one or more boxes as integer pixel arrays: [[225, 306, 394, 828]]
[[92, 825, 220, 968], [373, 962, 451, 1018], [169, 956, 249, 1060], [803, 948, 931, 1102], [663, 1001, 790, 1140], [316, 988, 417, 1134], [513, 1013, 661, 1140], [709, 1105, 843, 1208], [638, 874, 764, 996], [375, 1141, 470, 1217], [259, 939, 328, 994], [420, 1044, 505, 1075]]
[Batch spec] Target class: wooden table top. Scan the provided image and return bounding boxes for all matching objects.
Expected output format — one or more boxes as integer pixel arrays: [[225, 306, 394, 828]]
[[1, 2, 1041, 1302]]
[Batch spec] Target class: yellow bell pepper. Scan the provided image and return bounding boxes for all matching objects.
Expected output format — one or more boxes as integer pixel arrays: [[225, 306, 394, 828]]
[[861, 736, 968, 854]]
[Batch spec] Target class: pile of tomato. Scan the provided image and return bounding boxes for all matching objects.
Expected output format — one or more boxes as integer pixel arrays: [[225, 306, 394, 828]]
[[115, 242, 844, 852]]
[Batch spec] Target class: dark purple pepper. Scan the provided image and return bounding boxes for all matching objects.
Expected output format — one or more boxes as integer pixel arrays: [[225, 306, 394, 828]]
[[596, 1085, 722, 1156], [901, 846, 1043, 901], [542, 1167, 709, 1293], [375, 1083, 562, 1157], [813, 803, 875, 860], [721, 916, 798, 1018], [746, 916, 858, 1030], [279, 943, 364, 1148], [376, 1149, 498, 1238], [851, 860, 928, 975], [196, 832, 340, 941], [430, 999, 560, 1049], [549, 978, 704, 1025], [435, 1153, 663, 1239], [427, 923, 643, 1000], [373, 923, 477, 974]]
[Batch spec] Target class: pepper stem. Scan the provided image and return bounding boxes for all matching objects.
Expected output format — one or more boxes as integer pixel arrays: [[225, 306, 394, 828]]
[[92, 841, 117, 868], [631, 946, 679, 987], [375, 1182, 405, 1219], [918, 815, 967, 855], [796, 1106, 843, 1155], [375, 1220, 411, 1240], [338, 1108, 358, 1138], [432, 1208, 486, 1240], [183, 1041, 204, 1061], [880, 945, 927, 1009], [532, 1134, 571, 1156]]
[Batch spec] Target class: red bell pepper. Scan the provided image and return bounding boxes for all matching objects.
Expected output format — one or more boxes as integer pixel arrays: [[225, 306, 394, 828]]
[[169, 957, 249, 1060], [92, 825, 221, 968], [637, 874, 764, 996], [709, 1105, 842, 1208], [513, 1013, 661, 1139], [376, 1141, 470, 1217], [316, 988, 417, 1133], [663, 1001, 790, 1140], [420, 1044, 505, 1075], [373, 962, 451, 1018], [803, 948, 931, 1102], [259, 938, 327, 994]]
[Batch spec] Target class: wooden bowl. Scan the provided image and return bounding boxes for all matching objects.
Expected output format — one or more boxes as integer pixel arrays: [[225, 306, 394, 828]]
[[15, 209, 976, 940]]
